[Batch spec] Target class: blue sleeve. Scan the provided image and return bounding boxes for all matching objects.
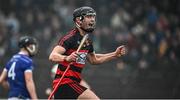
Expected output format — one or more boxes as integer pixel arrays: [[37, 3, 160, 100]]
[[22, 61, 34, 72], [5, 61, 11, 71]]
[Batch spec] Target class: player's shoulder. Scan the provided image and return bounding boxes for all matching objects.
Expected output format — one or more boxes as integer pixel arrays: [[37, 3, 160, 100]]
[[6, 54, 32, 69], [58, 28, 78, 45], [13, 54, 32, 64], [62, 28, 78, 40]]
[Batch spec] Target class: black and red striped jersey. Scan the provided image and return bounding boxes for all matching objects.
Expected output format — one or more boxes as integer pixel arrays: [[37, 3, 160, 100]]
[[53, 28, 94, 87]]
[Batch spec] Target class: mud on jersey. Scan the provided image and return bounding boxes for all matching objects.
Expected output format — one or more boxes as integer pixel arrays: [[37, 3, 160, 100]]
[[53, 28, 94, 87]]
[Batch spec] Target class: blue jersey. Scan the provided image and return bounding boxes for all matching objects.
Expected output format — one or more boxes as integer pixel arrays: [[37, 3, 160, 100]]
[[5, 53, 34, 98]]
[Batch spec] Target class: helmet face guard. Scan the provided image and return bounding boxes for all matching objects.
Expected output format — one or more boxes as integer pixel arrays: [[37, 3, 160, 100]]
[[73, 6, 96, 32], [26, 44, 38, 57], [18, 36, 38, 57]]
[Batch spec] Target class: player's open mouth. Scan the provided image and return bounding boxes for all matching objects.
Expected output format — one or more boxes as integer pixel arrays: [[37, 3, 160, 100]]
[[88, 23, 94, 27]]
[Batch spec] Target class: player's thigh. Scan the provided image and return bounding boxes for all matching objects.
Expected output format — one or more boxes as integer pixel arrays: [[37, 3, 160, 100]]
[[78, 89, 100, 100]]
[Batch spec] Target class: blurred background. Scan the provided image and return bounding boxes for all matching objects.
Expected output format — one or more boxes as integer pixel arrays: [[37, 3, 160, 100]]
[[0, 0, 180, 99]]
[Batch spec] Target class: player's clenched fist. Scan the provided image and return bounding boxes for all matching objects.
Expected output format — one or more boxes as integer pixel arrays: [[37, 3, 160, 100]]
[[115, 45, 126, 57], [65, 52, 78, 62]]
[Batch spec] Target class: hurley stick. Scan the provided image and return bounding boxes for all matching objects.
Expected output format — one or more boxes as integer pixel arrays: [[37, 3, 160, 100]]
[[48, 34, 89, 100]]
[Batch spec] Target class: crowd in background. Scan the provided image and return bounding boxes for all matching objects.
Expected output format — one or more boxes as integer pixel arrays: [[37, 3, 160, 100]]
[[0, 0, 179, 67]]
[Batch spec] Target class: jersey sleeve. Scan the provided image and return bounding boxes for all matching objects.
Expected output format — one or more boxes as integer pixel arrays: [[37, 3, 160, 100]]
[[88, 44, 94, 53], [5, 62, 10, 71], [58, 37, 72, 50], [22, 61, 34, 72]]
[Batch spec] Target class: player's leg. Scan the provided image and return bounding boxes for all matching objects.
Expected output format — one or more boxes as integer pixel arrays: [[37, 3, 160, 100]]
[[78, 89, 100, 99], [80, 79, 91, 89]]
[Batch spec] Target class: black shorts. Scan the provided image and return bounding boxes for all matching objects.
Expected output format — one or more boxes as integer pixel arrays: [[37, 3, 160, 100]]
[[54, 82, 87, 99]]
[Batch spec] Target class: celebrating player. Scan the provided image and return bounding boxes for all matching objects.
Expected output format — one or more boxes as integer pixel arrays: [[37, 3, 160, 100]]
[[0, 36, 38, 99], [49, 6, 126, 99]]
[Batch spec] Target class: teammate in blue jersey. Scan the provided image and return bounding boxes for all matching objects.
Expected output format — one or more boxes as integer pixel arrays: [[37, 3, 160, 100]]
[[0, 36, 38, 99]]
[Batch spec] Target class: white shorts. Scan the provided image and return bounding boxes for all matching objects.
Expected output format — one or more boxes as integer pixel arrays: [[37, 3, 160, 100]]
[[8, 97, 30, 100]]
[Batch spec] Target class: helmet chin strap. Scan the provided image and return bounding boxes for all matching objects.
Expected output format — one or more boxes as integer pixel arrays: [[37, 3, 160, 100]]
[[75, 22, 81, 29]]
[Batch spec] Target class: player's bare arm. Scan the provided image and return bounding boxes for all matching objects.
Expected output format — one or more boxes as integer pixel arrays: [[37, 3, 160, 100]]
[[49, 45, 78, 63], [0, 69, 7, 84], [0, 69, 9, 89], [49, 45, 66, 62], [25, 71, 38, 99], [87, 45, 126, 64]]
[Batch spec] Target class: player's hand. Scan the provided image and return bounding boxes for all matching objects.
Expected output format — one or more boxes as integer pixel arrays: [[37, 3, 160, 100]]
[[115, 45, 126, 57], [2, 81, 9, 90], [65, 52, 78, 62]]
